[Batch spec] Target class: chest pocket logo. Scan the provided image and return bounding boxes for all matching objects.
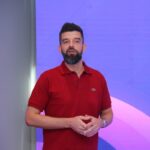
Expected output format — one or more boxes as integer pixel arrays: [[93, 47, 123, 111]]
[[91, 87, 96, 92]]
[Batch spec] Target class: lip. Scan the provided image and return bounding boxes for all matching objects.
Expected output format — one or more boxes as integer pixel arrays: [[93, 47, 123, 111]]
[[67, 49, 76, 51], [67, 50, 76, 53], [67, 50, 77, 54]]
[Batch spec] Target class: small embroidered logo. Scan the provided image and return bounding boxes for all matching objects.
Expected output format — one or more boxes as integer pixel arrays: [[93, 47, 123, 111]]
[[91, 88, 96, 92]]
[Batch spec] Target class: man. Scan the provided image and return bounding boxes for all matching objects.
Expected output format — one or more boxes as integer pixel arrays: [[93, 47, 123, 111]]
[[26, 23, 113, 150]]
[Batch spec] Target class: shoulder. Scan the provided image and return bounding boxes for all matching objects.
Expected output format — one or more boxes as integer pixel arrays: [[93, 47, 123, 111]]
[[38, 65, 61, 81], [41, 65, 61, 76], [87, 65, 106, 81]]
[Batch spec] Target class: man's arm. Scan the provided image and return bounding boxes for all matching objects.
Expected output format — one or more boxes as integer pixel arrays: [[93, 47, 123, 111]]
[[25, 106, 90, 135], [100, 107, 113, 128]]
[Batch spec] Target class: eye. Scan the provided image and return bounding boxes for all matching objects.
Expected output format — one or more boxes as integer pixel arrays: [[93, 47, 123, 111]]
[[74, 39, 81, 44], [75, 40, 80, 43], [62, 40, 69, 44]]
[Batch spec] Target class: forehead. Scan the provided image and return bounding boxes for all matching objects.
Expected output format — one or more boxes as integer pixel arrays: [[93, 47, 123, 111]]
[[61, 31, 82, 40]]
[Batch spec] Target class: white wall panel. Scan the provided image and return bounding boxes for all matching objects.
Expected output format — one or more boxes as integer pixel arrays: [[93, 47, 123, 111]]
[[0, 1, 36, 150]]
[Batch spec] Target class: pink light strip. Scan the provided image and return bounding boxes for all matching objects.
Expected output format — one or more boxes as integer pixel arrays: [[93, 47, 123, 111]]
[[99, 97, 150, 149]]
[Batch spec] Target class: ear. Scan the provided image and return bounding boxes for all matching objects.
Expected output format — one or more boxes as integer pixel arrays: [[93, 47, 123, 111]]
[[83, 43, 86, 52]]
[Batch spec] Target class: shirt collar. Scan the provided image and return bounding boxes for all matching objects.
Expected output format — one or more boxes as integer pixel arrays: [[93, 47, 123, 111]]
[[59, 61, 92, 75]]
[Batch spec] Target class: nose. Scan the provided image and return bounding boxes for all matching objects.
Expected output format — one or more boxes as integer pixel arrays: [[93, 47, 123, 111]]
[[69, 41, 74, 48]]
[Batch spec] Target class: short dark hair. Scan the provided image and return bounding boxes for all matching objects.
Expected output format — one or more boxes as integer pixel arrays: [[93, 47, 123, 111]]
[[59, 22, 84, 43]]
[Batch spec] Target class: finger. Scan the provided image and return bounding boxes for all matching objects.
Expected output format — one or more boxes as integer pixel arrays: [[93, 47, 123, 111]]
[[85, 115, 98, 124], [79, 116, 92, 125], [85, 125, 95, 133], [86, 131, 95, 137], [86, 121, 94, 129], [79, 124, 86, 130], [79, 115, 92, 121], [85, 126, 98, 137], [77, 130, 87, 136], [85, 130, 94, 137], [80, 121, 88, 129], [84, 115, 94, 120], [86, 125, 98, 134]]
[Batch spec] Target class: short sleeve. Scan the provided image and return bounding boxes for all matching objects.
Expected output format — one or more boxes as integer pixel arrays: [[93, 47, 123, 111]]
[[101, 78, 111, 110], [28, 72, 49, 112]]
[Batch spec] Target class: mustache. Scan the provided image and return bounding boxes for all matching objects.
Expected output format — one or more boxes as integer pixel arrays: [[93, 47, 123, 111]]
[[66, 48, 79, 55], [66, 48, 77, 52]]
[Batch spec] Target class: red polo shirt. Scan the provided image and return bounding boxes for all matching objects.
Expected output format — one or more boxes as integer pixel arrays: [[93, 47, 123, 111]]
[[28, 61, 111, 150]]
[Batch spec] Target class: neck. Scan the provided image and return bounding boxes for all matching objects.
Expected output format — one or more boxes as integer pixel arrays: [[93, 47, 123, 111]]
[[65, 60, 84, 77]]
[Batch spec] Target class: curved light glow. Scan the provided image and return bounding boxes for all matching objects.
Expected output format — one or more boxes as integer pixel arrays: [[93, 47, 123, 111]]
[[99, 97, 150, 149]]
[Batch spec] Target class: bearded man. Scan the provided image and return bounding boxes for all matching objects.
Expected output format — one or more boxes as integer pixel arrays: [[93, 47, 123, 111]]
[[25, 22, 113, 150]]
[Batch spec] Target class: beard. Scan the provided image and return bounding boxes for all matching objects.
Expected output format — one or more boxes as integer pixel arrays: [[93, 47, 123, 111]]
[[61, 48, 83, 64]]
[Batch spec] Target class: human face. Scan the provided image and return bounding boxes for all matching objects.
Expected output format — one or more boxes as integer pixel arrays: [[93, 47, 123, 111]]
[[59, 31, 86, 64]]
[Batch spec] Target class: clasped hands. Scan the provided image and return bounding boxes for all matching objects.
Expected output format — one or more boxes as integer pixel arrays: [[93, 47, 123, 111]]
[[70, 115, 102, 137]]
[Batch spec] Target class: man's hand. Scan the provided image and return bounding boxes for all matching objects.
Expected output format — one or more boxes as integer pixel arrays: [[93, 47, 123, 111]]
[[83, 115, 102, 137], [69, 116, 91, 136], [68, 107, 113, 137]]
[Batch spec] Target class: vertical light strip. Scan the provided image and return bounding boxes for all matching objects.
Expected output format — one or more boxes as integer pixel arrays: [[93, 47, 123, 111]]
[[29, 64, 36, 94]]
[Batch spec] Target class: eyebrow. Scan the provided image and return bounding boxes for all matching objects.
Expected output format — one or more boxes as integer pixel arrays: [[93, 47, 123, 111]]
[[74, 38, 82, 41], [61, 38, 69, 42], [61, 37, 82, 41]]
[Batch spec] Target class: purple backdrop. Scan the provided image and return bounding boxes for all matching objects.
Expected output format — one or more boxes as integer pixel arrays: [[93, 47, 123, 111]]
[[36, 0, 150, 149]]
